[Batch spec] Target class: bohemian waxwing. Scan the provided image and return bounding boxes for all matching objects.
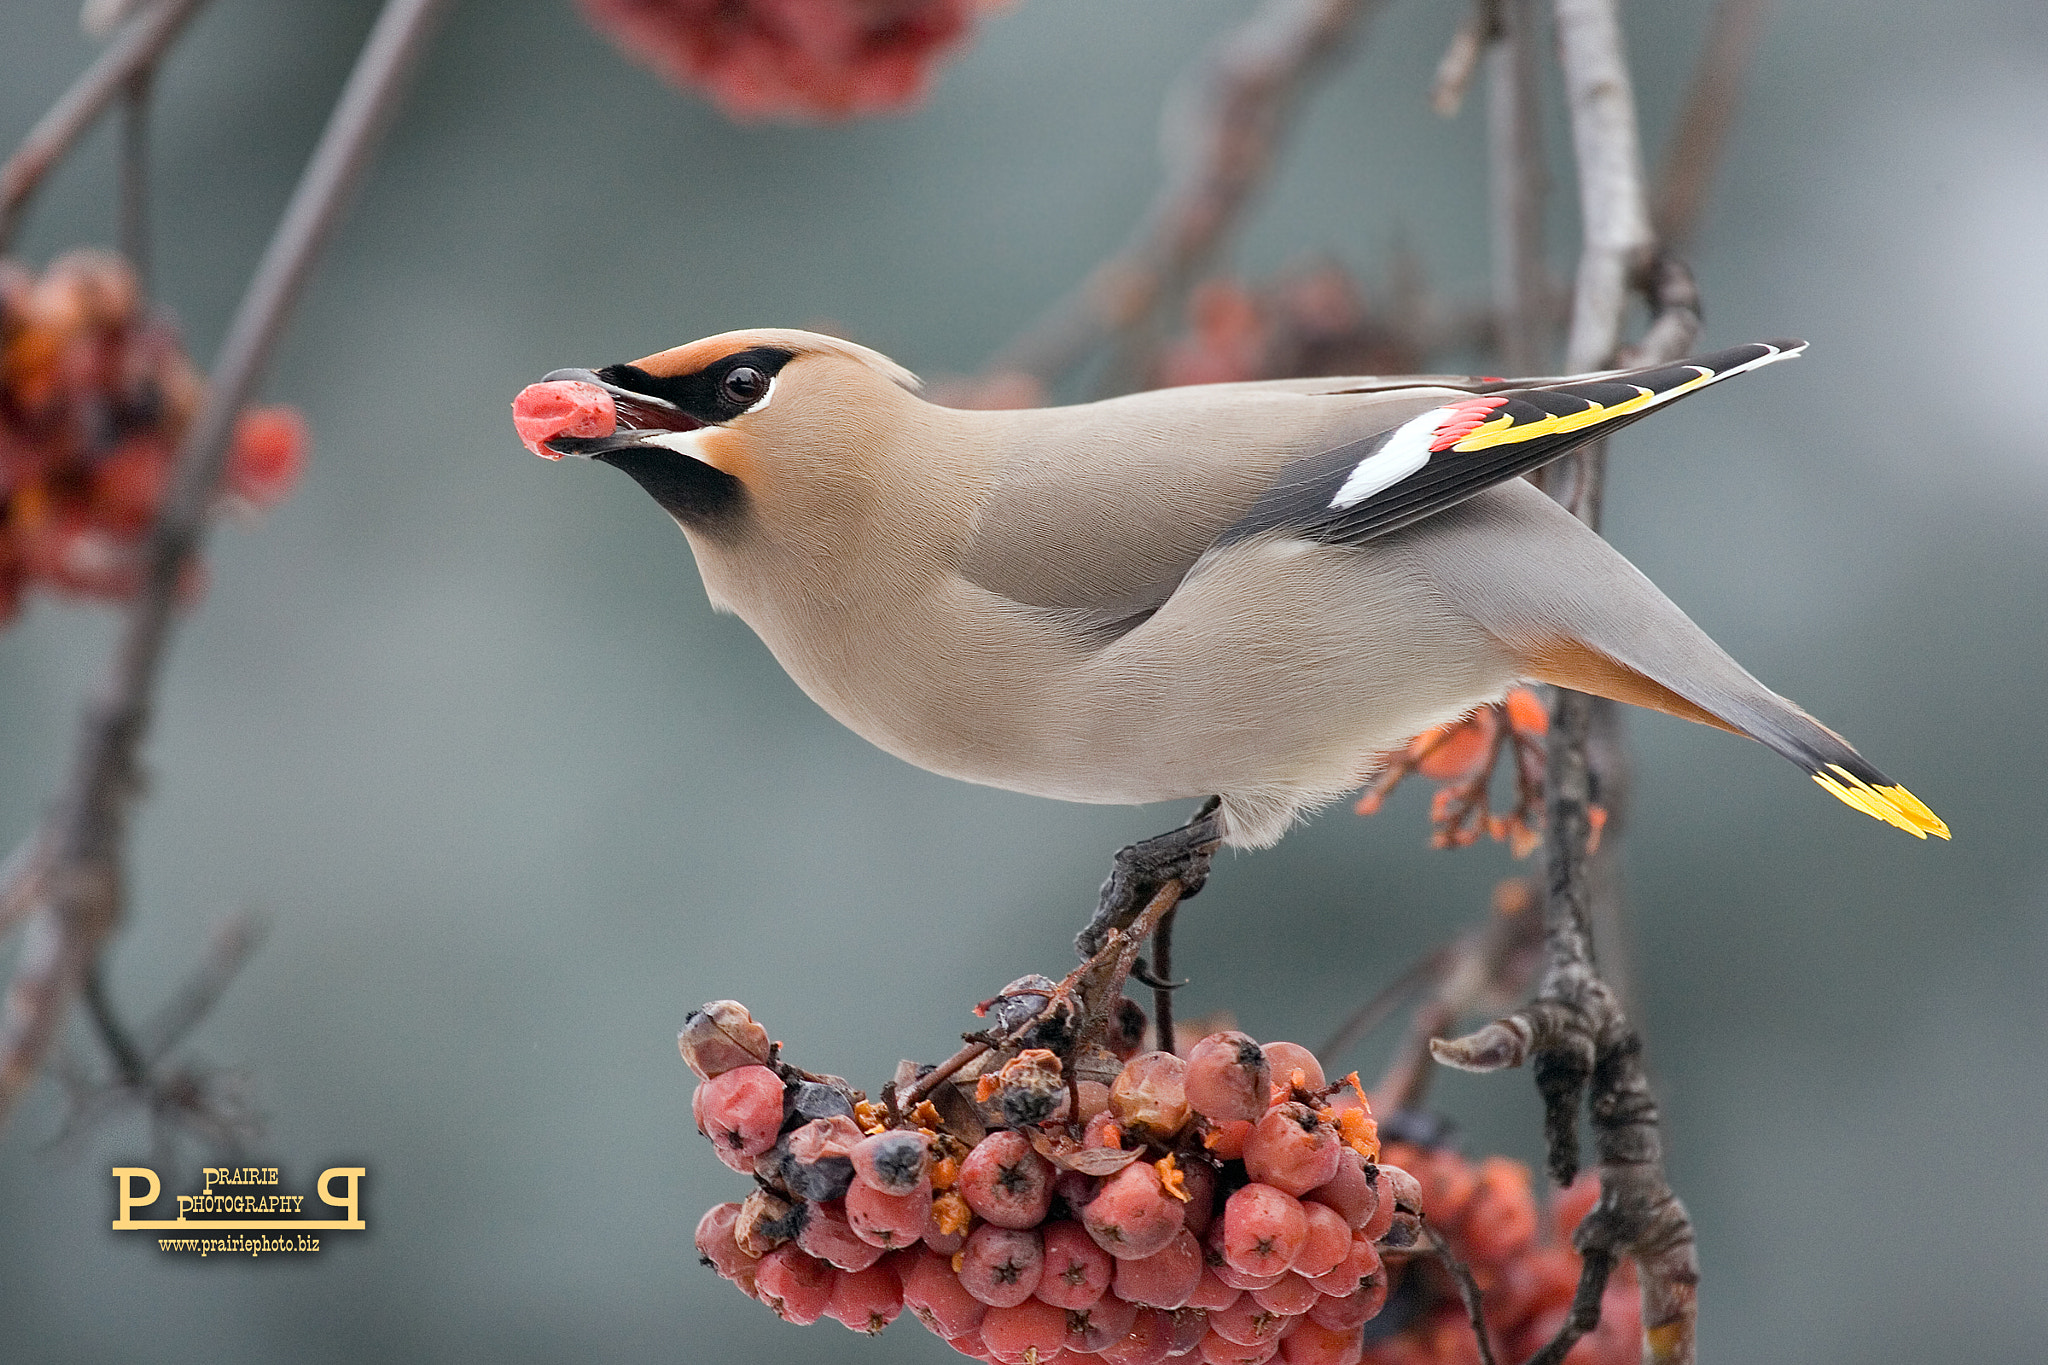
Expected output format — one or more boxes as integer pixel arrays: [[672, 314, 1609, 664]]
[[513, 329, 1945, 943]]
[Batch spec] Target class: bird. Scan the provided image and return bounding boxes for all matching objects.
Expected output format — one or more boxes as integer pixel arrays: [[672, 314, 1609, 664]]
[[513, 328, 1946, 948]]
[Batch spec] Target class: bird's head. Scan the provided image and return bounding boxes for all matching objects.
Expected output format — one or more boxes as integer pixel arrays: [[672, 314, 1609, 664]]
[[521, 328, 925, 543]]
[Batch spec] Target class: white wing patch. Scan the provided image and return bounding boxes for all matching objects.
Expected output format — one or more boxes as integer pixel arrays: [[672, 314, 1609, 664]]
[[1329, 407, 1448, 510]]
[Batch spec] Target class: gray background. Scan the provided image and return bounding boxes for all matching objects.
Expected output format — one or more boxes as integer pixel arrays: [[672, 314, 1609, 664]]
[[1, 0, 2043, 1360]]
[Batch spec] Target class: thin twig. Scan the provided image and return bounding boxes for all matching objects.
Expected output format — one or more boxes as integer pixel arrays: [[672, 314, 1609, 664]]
[[0, 0, 210, 253], [1555, 0, 1653, 375], [989, 0, 1387, 387], [138, 909, 268, 1061], [0, 0, 455, 1135], [1654, 0, 1772, 252], [1430, 0, 1504, 119], [1150, 905, 1177, 1054], [1423, 1222, 1500, 1365], [1487, 0, 1550, 374]]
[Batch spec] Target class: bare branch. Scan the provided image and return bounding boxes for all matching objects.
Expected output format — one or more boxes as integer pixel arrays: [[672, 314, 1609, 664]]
[[1554, 0, 1653, 373], [0, 0, 455, 1134], [1429, 1, 1503, 120], [1423, 1222, 1501, 1365], [990, 0, 1387, 386], [1487, 0, 1551, 374], [1654, 0, 1772, 252], [0, 0, 210, 253]]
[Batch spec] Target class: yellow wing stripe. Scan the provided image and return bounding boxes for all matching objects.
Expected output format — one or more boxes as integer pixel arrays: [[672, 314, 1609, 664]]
[[1449, 368, 1721, 454], [1812, 765, 1951, 839]]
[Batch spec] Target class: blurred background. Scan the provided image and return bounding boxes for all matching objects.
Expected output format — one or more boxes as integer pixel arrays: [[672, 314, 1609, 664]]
[[1, 0, 2044, 1360]]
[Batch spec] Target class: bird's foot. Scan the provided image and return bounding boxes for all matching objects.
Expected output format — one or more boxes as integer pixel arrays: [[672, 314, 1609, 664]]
[[1075, 797, 1225, 960]]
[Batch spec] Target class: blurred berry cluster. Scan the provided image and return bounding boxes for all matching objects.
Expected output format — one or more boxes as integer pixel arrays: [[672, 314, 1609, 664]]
[[577, 0, 997, 120], [1154, 264, 1427, 391], [685, 995, 1635, 1364], [1361, 1140, 1638, 1365], [0, 250, 307, 625], [1355, 689, 1552, 857]]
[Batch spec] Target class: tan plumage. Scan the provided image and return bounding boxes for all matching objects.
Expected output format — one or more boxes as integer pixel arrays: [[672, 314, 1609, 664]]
[[524, 327, 1947, 849]]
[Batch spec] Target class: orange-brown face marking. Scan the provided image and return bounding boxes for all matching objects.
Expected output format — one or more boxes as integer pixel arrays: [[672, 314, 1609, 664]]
[[1517, 638, 1743, 735]]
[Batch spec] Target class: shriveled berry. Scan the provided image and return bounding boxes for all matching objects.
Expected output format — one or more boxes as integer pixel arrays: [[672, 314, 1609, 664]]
[[1084, 1159, 1185, 1260], [900, 1247, 988, 1337], [796, 1199, 884, 1272], [1249, 1270, 1318, 1317], [676, 1000, 772, 1079], [1036, 1220, 1114, 1309], [981, 1298, 1070, 1363], [1243, 1103, 1342, 1197], [1110, 1051, 1191, 1140], [781, 1079, 855, 1133], [1113, 1226, 1204, 1309], [1109, 998, 1149, 1060], [780, 1114, 862, 1201], [845, 1175, 931, 1249], [1062, 1293, 1139, 1354], [734, 1187, 806, 1257], [1221, 1184, 1307, 1277], [958, 1223, 1045, 1308], [1178, 1153, 1220, 1237], [1185, 1033, 1272, 1124], [1097, 1306, 1176, 1365], [1260, 1042, 1324, 1096], [987, 1048, 1068, 1129], [961, 1130, 1056, 1229], [849, 1129, 929, 1195], [1290, 1203, 1353, 1280], [1276, 1317, 1363, 1365], [696, 1065, 784, 1170], [754, 1244, 835, 1324], [694, 1202, 754, 1280], [825, 1259, 903, 1334]]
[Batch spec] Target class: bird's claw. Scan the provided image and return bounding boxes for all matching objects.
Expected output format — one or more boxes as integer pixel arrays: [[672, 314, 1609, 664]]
[[1075, 797, 1225, 959]]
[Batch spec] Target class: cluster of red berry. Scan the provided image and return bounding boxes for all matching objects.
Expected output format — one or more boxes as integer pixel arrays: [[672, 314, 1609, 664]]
[[1359, 1142, 1639, 1365], [0, 250, 307, 625], [577, 0, 996, 121], [1353, 688, 1554, 857], [1154, 264, 1424, 392], [687, 997, 1438, 1365]]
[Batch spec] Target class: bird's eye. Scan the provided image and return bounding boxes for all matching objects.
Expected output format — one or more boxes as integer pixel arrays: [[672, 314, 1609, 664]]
[[721, 366, 768, 407]]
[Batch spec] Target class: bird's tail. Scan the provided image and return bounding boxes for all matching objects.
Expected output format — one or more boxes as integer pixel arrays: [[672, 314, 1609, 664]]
[[1414, 482, 1950, 839]]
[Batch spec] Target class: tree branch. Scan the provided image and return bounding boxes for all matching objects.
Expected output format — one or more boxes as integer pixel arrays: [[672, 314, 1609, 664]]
[[989, 0, 1387, 387], [0, 0, 210, 254], [0, 0, 454, 1135]]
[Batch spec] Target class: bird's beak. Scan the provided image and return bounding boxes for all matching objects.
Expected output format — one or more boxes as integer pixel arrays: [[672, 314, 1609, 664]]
[[535, 367, 707, 459]]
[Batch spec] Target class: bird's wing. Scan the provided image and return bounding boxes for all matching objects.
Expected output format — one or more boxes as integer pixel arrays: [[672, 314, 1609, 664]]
[[956, 381, 1472, 625], [1219, 341, 1805, 550]]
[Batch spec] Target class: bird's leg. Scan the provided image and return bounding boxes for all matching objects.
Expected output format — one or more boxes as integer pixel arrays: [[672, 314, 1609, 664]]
[[1076, 797, 1225, 959]]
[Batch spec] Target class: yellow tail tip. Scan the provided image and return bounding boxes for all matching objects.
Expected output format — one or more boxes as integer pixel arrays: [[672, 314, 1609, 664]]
[[1813, 766, 1950, 840]]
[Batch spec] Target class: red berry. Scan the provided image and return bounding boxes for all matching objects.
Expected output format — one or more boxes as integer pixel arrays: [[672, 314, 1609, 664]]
[[1374, 1164, 1423, 1251], [1199, 1326, 1282, 1362], [1062, 1293, 1140, 1354], [1290, 1203, 1353, 1280], [1207, 1293, 1295, 1348], [226, 405, 308, 507], [1169, 1306, 1212, 1356], [1260, 1043, 1324, 1096], [1036, 1220, 1114, 1309], [1179, 1155, 1220, 1237], [1304, 1271, 1387, 1331], [845, 1177, 931, 1249], [960, 1130, 1056, 1229], [980, 1297, 1070, 1362], [1187, 1265, 1243, 1312], [1110, 1051, 1192, 1140], [1185, 1032, 1272, 1124], [1459, 1156, 1539, 1262], [1244, 1103, 1342, 1197], [1097, 1306, 1176, 1365], [900, 1247, 987, 1337], [825, 1259, 903, 1334], [754, 1245, 836, 1324], [1221, 1184, 1308, 1277], [796, 1198, 885, 1272], [1084, 1160, 1185, 1260], [1304, 1150, 1378, 1230], [1113, 1225, 1204, 1309], [849, 1129, 930, 1195], [1249, 1271, 1318, 1317], [1276, 1317, 1362, 1365], [958, 1223, 1045, 1308], [1204, 1119, 1253, 1161], [1356, 1169, 1397, 1242], [694, 1202, 754, 1280], [695, 1065, 784, 1169]]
